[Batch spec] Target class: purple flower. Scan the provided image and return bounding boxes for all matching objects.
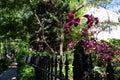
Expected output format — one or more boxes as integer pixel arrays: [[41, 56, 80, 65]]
[[94, 17, 99, 24], [67, 40, 75, 49], [64, 24, 70, 34], [64, 12, 80, 34], [82, 28, 88, 36], [88, 21, 94, 28], [68, 13, 74, 19], [83, 14, 99, 28], [83, 14, 90, 20], [101, 52, 113, 62], [74, 18, 80, 27]]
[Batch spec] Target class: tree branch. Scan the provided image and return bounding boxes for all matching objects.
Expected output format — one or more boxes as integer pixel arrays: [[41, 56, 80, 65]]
[[28, 0, 56, 54], [60, 24, 64, 56], [72, 0, 86, 13]]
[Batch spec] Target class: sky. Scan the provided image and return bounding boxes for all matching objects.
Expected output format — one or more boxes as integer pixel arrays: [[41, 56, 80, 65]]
[[100, 0, 120, 12]]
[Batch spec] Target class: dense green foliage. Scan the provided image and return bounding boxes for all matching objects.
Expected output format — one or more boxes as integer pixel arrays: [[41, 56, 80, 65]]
[[17, 65, 35, 80], [1, 0, 119, 79]]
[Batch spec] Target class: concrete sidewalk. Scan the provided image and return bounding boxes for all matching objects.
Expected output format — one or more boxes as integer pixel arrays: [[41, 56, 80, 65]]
[[0, 62, 17, 80]]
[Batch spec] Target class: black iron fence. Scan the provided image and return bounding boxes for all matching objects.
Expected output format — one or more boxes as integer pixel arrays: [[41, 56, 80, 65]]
[[24, 42, 117, 80], [25, 55, 69, 80], [25, 54, 117, 80]]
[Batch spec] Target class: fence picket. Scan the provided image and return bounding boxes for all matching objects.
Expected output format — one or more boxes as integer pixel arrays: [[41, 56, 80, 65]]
[[73, 52, 83, 80], [65, 54, 69, 80], [34, 56, 41, 80], [59, 56, 63, 80], [51, 57, 54, 80], [24, 50, 117, 80], [48, 57, 51, 80], [73, 41, 85, 80]]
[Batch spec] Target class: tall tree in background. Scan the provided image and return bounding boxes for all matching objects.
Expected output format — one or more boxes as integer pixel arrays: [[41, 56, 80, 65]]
[[0, 0, 112, 55]]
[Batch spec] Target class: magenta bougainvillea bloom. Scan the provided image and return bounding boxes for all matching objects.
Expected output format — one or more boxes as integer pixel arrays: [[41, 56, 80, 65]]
[[67, 40, 75, 49], [64, 12, 80, 34], [83, 14, 99, 28]]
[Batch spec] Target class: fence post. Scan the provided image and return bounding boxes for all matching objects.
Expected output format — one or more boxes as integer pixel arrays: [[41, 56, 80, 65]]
[[88, 53, 94, 80], [51, 56, 54, 80], [73, 41, 84, 80], [34, 56, 42, 80], [65, 54, 69, 80], [73, 52, 83, 80], [48, 57, 51, 80], [44, 56, 48, 80], [59, 56, 63, 80], [106, 62, 114, 80]]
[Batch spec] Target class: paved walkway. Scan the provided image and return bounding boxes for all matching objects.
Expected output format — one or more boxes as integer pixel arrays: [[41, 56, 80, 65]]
[[0, 62, 17, 80]]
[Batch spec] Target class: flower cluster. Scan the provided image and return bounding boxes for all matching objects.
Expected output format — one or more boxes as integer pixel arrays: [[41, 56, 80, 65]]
[[81, 14, 99, 37], [82, 38, 120, 61], [84, 37, 120, 61], [64, 12, 80, 34], [65, 13, 120, 62], [95, 43, 116, 61], [82, 25, 119, 61]]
